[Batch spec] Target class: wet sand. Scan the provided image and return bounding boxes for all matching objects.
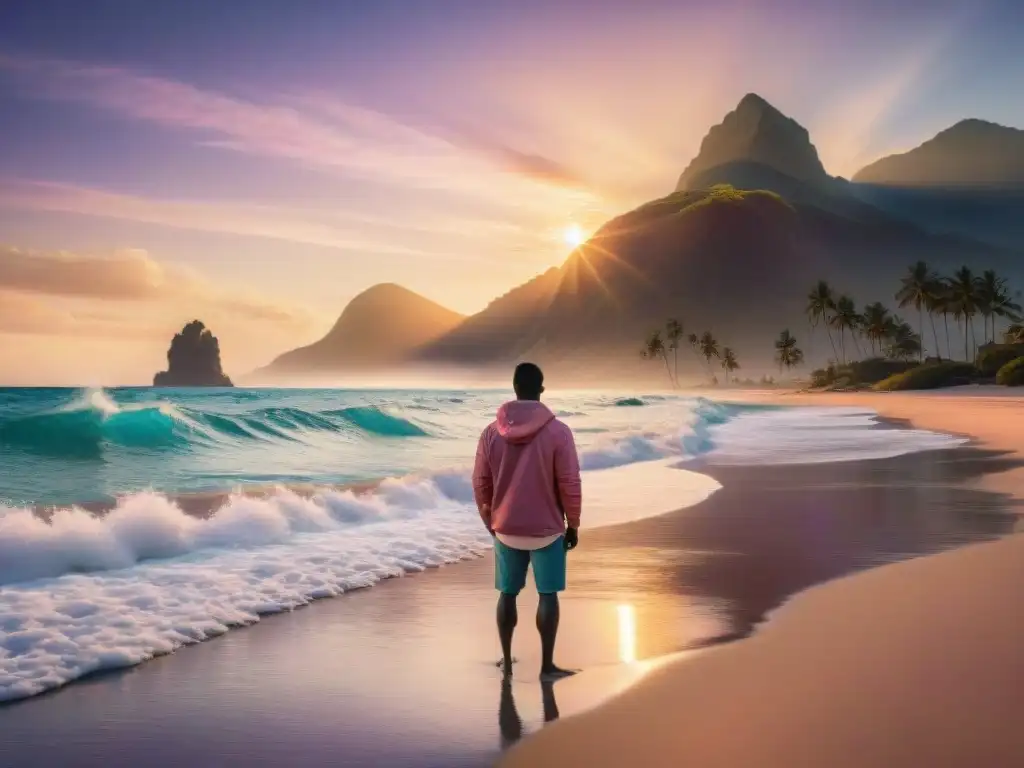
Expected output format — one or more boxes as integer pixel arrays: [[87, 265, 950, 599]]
[[2, 440, 1020, 768], [504, 391, 1024, 768]]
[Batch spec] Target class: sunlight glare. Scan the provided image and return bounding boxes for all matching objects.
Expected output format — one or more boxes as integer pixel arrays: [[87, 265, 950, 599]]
[[563, 223, 585, 248], [617, 603, 637, 664]]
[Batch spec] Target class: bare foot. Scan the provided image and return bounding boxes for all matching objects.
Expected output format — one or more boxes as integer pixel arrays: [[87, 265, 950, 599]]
[[495, 657, 518, 678], [539, 665, 578, 682]]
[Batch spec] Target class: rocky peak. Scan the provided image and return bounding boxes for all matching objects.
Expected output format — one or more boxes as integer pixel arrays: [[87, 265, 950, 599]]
[[676, 93, 828, 190]]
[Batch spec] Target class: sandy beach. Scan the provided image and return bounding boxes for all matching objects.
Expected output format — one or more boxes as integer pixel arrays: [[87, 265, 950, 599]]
[[503, 389, 1024, 768], [2, 392, 1021, 767]]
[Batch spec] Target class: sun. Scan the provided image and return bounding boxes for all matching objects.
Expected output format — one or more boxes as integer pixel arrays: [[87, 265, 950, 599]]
[[563, 223, 585, 248]]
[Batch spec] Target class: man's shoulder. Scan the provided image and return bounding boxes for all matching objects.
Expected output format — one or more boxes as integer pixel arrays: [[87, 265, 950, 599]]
[[548, 417, 574, 441]]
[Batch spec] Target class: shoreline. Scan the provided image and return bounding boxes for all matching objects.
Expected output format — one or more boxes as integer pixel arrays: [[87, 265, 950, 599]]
[[2, 440, 1019, 766], [726, 388, 1024, 504], [2, 391, 1021, 767], [502, 390, 1024, 768]]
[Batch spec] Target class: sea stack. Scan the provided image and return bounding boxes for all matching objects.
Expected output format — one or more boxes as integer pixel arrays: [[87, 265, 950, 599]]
[[153, 320, 233, 387]]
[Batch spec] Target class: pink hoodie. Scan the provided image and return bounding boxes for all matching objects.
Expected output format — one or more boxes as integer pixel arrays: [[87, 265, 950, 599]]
[[472, 400, 582, 537]]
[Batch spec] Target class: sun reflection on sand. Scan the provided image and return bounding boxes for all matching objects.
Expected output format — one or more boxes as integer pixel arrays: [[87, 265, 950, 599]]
[[617, 604, 637, 663]]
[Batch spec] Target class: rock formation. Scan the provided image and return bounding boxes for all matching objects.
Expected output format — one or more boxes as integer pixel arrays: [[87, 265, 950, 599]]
[[676, 93, 829, 191], [153, 320, 233, 387]]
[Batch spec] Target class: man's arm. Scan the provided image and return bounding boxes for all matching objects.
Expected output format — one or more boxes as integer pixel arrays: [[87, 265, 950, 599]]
[[553, 425, 582, 531], [472, 428, 494, 532]]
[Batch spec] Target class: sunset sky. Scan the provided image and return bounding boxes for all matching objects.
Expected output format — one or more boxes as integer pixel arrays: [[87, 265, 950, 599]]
[[1, 0, 1022, 384]]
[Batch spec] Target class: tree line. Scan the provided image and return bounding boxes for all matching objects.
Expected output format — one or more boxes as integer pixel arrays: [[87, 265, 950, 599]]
[[641, 323, 802, 387], [809, 263, 1022, 364], [640, 261, 1022, 387]]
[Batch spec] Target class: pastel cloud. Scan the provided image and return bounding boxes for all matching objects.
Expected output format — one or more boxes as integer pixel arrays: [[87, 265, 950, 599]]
[[0, 245, 317, 332], [0, 246, 171, 299], [0, 55, 599, 206], [0, 178, 573, 269], [0, 180, 431, 257]]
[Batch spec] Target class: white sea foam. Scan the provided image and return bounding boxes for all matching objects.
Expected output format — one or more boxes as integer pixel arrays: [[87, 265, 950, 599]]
[[0, 400, 966, 703], [705, 406, 967, 465], [0, 459, 717, 702]]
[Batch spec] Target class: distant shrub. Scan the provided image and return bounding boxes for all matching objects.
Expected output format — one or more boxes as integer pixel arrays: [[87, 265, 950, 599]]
[[975, 344, 1024, 377], [810, 365, 836, 388], [811, 358, 916, 389], [874, 362, 977, 391], [844, 358, 917, 384], [688, 184, 793, 214], [995, 356, 1024, 386]]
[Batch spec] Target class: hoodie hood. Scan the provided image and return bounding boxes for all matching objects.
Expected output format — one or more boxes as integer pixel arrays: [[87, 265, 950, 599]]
[[495, 400, 556, 444]]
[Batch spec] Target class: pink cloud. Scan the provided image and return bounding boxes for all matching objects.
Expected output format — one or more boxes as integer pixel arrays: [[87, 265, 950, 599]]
[[0, 55, 598, 204], [0, 244, 318, 331]]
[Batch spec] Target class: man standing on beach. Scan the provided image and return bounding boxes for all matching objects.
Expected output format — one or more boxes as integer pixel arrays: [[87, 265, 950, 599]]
[[472, 362, 582, 681]]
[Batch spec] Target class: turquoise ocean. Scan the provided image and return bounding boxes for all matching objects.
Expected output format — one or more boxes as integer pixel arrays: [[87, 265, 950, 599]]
[[0, 386, 964, 702]]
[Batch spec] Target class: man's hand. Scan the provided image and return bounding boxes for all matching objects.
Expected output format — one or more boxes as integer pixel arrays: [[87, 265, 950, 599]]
[[563, 527, 578, 551]]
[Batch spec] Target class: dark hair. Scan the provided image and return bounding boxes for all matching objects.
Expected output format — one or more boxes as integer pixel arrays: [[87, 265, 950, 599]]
[[513, 362, 544, 400]]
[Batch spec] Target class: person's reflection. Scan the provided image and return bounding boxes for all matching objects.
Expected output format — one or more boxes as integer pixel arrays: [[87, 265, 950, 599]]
[[540, 680, 559, 722], [499, 679, 561, 750], [499, 680, 523, 749]]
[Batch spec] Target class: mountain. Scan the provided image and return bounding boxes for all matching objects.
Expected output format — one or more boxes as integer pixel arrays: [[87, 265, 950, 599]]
[[260, 97, 1023, 382], [263, 283, 464, 374], [417, 185, 1017, 376], [849, 184, 1024, 250], [676, 93, 829, 192], [675, 95, 1024, 250], [673, 94, 900, 224], [853, 119, 1024, 188], [412, 267, 562, 363], [154, 320, 233, 387], [849, 120, 1024, 249]]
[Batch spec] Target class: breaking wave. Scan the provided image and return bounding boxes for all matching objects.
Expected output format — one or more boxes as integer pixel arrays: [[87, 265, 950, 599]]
[[0, 390, 431, 459]]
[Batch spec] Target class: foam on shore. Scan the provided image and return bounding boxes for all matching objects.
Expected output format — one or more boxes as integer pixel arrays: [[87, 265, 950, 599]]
[[0, 459, 718, 703], [0, 396, 970, 704]]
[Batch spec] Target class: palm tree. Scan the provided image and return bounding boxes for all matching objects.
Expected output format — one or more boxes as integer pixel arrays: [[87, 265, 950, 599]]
[[828, 295, 861, 364], [686, 332, 701, 365], [895, 261, 939, 360], [640, 330, 673, 385], [884, 315, 922, 361], [947, 266, 981, 360], [806, 280, 838, 362], [977, 271, 1022, 344], [720, 347, 739, 384], [994, 290, 1023, 338], [698, 331, 720, 376], [775, 330, 804, 372], [976, 270, 999, 345], [861, 302, 892, 357], [664, 319, 684, 387], [923, 286, 946, 361], [1005, 323, 1024, 344], [931, 280, 954, 360]]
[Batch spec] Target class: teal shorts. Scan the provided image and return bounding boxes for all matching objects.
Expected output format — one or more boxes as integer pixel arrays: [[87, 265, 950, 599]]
[[493, 535, 566, 595]]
